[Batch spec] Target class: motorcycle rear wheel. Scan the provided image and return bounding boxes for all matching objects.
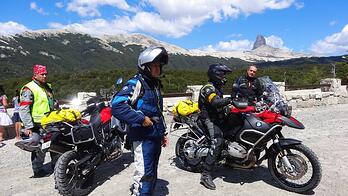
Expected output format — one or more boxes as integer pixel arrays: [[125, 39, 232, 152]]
[[54, 150, 94, 196], [175, 133, 203, 172], [268, 144, 322, 193]]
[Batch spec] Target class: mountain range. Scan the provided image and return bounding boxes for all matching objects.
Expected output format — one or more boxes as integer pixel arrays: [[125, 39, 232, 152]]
[[0, 29, 346, 79]]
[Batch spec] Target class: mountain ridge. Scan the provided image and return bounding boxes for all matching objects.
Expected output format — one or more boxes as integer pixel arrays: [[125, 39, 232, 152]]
[[0, 29, 344, 80]]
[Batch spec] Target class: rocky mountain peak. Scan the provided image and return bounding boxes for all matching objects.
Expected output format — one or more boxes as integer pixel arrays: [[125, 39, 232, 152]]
[[252, 35, 266, 50]]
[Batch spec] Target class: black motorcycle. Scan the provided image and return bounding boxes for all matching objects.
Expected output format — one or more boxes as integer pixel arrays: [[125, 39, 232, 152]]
[[44, 95, 125, 196], [171, 77, 322, 193], [41, 78, 125, 196]]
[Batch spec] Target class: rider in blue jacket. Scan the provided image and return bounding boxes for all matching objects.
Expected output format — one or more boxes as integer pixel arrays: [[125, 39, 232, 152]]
[[112, 46, 168, 196]]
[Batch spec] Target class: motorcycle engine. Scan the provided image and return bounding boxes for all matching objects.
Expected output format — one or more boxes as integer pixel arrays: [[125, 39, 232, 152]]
[[226, 141, 247, 159]]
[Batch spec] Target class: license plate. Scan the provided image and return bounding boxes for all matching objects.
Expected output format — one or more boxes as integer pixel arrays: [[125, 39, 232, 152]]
[[41, 141, 51, 150]]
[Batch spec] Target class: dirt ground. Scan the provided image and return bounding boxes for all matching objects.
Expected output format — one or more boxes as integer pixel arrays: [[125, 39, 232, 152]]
[[1, 104, 348, 196]]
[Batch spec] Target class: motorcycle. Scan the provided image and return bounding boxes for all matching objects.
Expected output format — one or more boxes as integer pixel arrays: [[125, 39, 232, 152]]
[[171, 76, 322, 193]]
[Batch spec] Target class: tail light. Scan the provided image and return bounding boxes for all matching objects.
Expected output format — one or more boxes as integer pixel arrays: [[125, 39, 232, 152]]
[[42, 133, 52, 142]]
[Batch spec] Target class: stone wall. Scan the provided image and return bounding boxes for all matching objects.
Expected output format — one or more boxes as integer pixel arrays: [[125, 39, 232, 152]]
[[278, 78, 348, 109], [163, 78, 348, 110]]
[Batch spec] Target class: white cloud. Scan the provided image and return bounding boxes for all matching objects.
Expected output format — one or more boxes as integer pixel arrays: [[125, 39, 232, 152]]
[[329, 20, 338, 26], [49, 19, 130, 36], [228, 33, 243, 38], [67, 0, 136, 17], [57, 0, 296, 38], [0, 21, 29, 36], [294, 1, 304, 10], [55, 2, 64, 8], [311, 24, 348, 55], [49, 12, 197, 38], [195, 34, 291, 52], [146, 0, 294, 21], [30, 2, 48, 15], [198, 39, 254, 52], [266, 35, 290, 50]]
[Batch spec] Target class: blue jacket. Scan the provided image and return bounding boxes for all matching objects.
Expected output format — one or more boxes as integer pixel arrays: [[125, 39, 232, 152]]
[[111, 74, 166, 141]]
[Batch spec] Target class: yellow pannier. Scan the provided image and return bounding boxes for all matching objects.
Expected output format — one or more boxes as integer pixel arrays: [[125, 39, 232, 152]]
[[41, 108, 81, 127], [172, 100, 200, 117]]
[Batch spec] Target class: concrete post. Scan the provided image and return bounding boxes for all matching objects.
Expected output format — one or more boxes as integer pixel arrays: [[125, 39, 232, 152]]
[[186, 85, 203, 101], [320, 78, 341, 92]]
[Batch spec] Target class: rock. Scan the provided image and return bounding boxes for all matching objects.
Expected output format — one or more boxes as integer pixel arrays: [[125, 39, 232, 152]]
[[252, 35, 266, 50], [297, 99, 315, 108]]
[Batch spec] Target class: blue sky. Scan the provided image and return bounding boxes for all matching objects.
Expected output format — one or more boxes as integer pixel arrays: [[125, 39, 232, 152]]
[[0, 0, 347, 56]]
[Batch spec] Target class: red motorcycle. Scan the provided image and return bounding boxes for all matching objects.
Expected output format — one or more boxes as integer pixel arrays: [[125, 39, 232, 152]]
[[172, 77, 322, 193]]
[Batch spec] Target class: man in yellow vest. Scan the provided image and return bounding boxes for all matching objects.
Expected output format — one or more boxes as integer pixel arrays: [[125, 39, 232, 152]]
[[18, 64, 56, 178]]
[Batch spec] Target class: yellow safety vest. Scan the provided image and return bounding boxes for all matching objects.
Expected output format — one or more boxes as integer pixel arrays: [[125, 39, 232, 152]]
[[21, 81, 52, 123]]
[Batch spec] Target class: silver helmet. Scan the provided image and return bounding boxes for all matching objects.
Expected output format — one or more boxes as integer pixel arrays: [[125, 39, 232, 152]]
[[138, 46, 168, 77]]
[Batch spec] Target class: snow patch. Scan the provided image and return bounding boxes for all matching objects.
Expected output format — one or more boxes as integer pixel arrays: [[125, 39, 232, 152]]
[[0, 39, 9, 45], [0, 45, 16, 51], [39, 51, 60, 60], [62, 40, 70, 45]]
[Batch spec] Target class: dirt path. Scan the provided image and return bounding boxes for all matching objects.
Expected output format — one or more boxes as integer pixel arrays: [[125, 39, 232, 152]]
[[1, 104, 348, 196]]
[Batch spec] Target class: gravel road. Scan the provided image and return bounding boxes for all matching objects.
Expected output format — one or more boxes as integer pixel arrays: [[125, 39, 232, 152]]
[[1, 104, 347, 196]]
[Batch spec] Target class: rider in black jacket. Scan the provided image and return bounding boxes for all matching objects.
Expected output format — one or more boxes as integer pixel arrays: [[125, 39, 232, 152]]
[[231, 65, 263, 105], [198, 63, 233, 190]]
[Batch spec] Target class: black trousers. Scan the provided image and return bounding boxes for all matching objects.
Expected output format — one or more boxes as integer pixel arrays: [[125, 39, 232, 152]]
[[203, 118, 223, 172]]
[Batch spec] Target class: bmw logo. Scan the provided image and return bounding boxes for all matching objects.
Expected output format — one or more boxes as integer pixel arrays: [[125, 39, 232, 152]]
[[256, 122, 262, 127]]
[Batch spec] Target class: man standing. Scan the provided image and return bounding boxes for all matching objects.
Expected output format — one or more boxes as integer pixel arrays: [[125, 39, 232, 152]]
[[18, 64, 56, 178], [112, 46, 169, 196], [231, 65, 263, 105]]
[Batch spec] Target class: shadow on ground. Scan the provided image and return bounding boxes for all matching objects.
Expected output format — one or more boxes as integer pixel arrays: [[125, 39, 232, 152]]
[[89, 151, 134, 193], [214, 165, 315, 195]]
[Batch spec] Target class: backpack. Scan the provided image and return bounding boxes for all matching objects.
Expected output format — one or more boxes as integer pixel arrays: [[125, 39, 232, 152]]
[[41, 108, 81, 127], [172, 100, 200, 117]]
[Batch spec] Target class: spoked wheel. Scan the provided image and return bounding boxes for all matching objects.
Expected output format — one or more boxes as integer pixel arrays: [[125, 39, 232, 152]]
[[268, 144, 322, 193], [54, 150, 94, 196], [175, 133, 203, 172]]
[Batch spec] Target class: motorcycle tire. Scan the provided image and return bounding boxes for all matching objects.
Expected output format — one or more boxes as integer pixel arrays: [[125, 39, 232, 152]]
[[175, 132, 203, 173], [54, 150, 94, 196], [268, 143, 322, 193]]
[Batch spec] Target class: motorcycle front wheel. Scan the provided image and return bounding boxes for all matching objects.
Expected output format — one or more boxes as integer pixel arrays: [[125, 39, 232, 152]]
[[268, 144, 322, 193], [54, 150, 94, 196]]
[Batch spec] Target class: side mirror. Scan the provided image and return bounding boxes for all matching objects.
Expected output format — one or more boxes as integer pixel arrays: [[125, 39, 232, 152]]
[[115, 78, 123, 85]]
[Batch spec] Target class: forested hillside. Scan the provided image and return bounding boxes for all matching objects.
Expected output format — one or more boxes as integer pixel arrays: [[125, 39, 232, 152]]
[[2, 62, 347, 99]]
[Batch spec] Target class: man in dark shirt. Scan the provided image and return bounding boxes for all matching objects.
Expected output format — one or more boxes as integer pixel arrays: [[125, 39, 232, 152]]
[[231, 65, 263, 105]]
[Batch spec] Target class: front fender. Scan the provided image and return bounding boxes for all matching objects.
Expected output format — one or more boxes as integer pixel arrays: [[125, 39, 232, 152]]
[[268, 138, 302, 153], [277, 138, 302, 146]]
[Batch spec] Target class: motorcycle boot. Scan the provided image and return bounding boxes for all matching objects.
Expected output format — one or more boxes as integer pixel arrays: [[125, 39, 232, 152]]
[[200, 152, 217, 190], [200, 170, 216, 190]]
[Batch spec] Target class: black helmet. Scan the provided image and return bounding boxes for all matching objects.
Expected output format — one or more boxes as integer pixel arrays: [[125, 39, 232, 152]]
[[208, 63, 232, 85], [138, 46, 168, 78]]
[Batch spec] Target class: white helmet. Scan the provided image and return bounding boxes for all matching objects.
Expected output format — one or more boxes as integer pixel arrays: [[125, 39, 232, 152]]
[[138, 46, 168, 77]]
